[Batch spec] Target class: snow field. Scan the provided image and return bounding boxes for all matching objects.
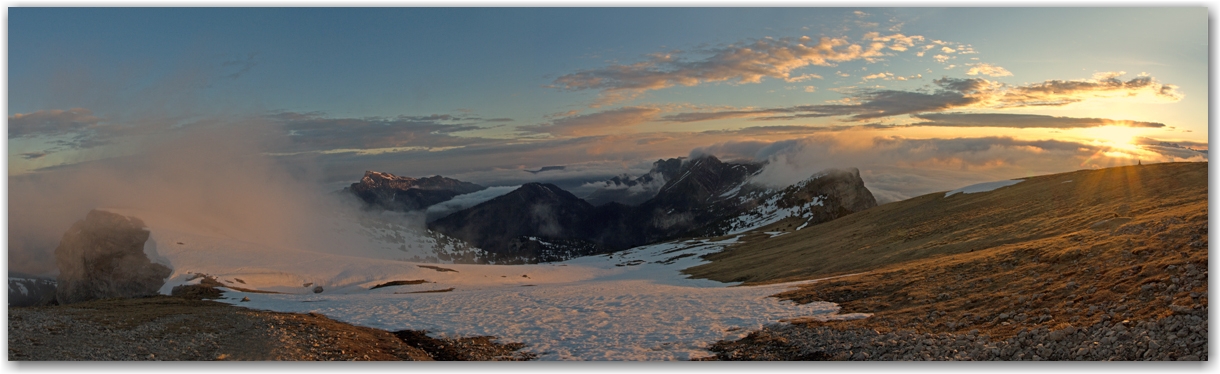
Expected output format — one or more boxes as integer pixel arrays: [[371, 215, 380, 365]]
[[112, 209, 853, 360]]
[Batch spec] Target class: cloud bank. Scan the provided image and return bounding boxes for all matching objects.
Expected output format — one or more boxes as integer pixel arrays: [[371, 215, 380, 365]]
[[553, 35, 898, 104], [660, 73, 1183, 123]]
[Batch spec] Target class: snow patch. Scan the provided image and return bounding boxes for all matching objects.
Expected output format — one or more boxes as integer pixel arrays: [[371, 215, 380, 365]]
[[944, 179, 1024, 197]]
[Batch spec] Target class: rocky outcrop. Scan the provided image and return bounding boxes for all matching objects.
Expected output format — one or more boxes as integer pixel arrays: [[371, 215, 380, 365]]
[[346, 171, 486, 212], [54, 210, 172, 305]]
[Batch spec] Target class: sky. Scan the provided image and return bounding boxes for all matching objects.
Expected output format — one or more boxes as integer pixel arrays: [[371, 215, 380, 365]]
[[8, 8, 1210, 195]]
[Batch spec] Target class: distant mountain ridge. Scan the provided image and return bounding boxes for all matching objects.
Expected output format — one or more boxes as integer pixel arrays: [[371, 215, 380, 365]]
[[346, 171, 486, 212], [429, 155, 878, 263], [583, 158, 684, 206]]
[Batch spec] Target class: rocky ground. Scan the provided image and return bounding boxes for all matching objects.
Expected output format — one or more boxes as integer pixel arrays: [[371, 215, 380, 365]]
[[705, 304, 1207, 361], [8, 296, 535, 361]]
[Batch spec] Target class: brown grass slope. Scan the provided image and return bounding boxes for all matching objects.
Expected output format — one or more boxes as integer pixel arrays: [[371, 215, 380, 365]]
[[685, 162, 1206, 285], [687, 162, 1207, 343]]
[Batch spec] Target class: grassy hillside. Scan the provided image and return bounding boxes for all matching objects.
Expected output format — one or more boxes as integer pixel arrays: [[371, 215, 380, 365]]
[[685, 162, 1207, 284], [686, 162, 1207, 341]]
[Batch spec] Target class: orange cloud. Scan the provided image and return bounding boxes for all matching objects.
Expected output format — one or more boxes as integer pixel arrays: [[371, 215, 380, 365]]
[[552, 35, 902, 105], [965, 63, 1012, 77], [9, 108, 102, 138]]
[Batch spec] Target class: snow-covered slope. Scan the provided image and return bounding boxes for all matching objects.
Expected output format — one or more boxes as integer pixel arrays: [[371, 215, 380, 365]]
[[104, 208, 860, 360], [944, 179, 1025, 197], [716, 182, 826, 235], [706, 168, 878, 236]]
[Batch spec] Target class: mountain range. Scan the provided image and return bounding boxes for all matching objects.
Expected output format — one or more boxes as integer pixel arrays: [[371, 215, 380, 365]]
[[426, 155, 877, 263]]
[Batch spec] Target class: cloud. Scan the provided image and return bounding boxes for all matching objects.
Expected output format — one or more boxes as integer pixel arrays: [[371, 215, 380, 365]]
[[660, 73, 1183, 123], [9, 108, 102, 138], [865, 33, 926, 51], [20, 152, 49, 160], [520, 106, 661, 136], [995, 73, 1183, 106], [861, 72, 922, 81], [552, 35, 898, 104], [9, 122, 387, 276], [1133, 137, 1209, 159], [861, 72, 893, 81], [965, 63, 1012, 77], [272, 111, 492, 152], [220, 53, 259, 80], [784, 73, 823, 82], [424, 185, 521, 220], [909, 112, 1165, 129], [1134, 136, 1208, 149]]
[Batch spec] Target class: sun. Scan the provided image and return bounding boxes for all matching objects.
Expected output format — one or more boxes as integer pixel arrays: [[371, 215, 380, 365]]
[[1077, 126, 1148, 153], [1069, 125, 1160, 167]]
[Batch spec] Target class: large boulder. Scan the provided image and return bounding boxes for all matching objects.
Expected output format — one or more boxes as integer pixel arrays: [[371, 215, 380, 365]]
[[54, 210, 172, 304]]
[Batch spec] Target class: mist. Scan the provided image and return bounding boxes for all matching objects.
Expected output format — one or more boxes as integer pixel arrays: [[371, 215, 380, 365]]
[[8, 118, 374, 277], [424, 185, 520, 221]]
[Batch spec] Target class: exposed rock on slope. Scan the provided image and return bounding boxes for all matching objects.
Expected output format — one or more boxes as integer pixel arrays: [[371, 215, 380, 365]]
[[346, 171, 485, 212], [54, 210, 172, 304]]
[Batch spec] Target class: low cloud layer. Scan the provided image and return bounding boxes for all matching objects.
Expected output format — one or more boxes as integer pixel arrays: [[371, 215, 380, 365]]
[[424, 185, 521, 220], [909, 113, 1165, 129], [520, 106, 661, 136], [272, 111, 495, 152]]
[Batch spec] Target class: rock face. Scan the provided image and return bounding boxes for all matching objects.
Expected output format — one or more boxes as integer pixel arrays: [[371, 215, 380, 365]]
[[346, 171, 486, 212], [429, 156, 877, 263], [54, 210, 172, 305]]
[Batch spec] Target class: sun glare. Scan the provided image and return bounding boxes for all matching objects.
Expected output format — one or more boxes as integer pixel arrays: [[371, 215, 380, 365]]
[[1078, 126, 1147, 152]]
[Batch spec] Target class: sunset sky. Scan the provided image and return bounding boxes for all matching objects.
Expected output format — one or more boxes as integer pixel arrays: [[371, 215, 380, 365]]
[[8, 8, 1209, 201]]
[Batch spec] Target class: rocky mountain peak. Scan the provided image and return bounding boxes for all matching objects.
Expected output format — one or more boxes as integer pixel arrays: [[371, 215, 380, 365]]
[[347, 171, 486, 212]]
